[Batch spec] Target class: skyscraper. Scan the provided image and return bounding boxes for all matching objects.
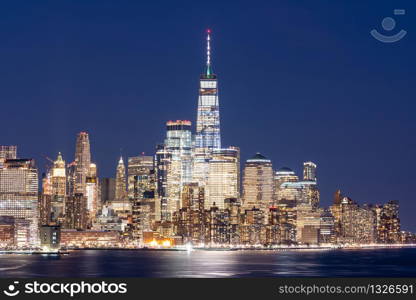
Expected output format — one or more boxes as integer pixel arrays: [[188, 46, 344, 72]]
[[115, 156, 127, 201], [193, 29, 221, 186], [242, 153, 274, 214], [195, 29, 221, 152], [205, 147, 240, 210], [0, 158, 39, 247], [128, 155, 157, 240], [165, 120, 193, 220], [99, 178, 115, 204], [74, 132, 91, 195], [86, 163, 99, 224], [155, 144, 171, 221], [274, 167, 299, 207], [0, 146, 17, 168], [65, 193, 87, 230], [50, 152, 66, 225], [303, 161, 317, 182], [274, 164, 319, 208], [127, 155, 154, 200]]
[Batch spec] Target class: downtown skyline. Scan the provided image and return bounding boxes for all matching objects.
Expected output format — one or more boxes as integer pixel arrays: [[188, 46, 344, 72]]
[[0, 26, 410, 250], [0, 0, 415, 231]]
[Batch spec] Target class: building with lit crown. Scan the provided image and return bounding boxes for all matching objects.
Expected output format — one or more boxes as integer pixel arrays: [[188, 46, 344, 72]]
[[193, 29, 221, 187]]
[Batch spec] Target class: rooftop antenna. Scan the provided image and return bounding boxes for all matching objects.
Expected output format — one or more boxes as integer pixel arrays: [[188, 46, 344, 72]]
[[206, 28, 212, 76]]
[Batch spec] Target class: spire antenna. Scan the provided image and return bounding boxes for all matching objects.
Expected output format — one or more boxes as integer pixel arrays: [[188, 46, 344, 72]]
[[206, 28, 212, 75]]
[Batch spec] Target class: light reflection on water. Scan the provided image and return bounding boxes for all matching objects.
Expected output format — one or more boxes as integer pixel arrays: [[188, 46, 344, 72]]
[[0, 248, 416, 277]]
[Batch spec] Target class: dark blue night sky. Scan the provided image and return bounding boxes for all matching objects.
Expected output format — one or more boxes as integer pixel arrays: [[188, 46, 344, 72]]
[[1, 1, 415, 228]]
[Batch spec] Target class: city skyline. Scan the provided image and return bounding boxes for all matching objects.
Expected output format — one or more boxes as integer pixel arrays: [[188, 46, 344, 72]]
[[0, 1, 415, 232], [0, 25, 410, 250]]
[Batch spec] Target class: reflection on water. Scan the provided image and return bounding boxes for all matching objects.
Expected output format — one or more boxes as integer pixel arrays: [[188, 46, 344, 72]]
[[1, 248, 416, 277]]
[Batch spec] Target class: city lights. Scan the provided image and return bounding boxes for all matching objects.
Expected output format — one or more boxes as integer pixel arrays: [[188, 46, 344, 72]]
[[0, 30, 414, 253]]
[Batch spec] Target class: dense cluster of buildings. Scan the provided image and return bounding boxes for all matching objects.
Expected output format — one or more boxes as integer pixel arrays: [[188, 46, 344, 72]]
[[0, 31, 413, 250]]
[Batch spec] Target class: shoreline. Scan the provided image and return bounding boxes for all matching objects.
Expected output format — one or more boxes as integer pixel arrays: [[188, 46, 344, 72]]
[[1, 244, 416, 255]]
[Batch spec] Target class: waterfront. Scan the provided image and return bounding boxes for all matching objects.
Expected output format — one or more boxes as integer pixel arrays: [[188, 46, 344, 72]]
[[1, 247, 416, 277]]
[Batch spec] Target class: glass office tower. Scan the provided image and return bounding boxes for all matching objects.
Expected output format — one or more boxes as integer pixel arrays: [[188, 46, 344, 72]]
[[194, 29, 221, 186], [165, 120, 193, 220]]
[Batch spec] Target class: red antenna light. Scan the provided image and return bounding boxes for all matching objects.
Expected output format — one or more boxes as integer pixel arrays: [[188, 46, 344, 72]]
[[207, 28, 211, 34]]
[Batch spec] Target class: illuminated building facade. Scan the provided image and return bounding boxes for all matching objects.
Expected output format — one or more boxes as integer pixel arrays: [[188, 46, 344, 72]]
[[242, 153, 273, 215], [127, 155, 154, 200], [333, 196, 376, 244], [74, 132, 91, 195], [0, 216, 15, 248], [274, 167, 299, 207], [296, 204, 322, 243], [193, 29, 221, 186], [86, 174, 99, 225], [60, 229, 120, 248], [206, 147, 240, 210], [39, 225, 60, 250], [205, 205, 232, 245], [174, 183, 205, 244], [278, 181, 319, 207], [0, 146, 17, 168], [376, 200, 400, 243], [65, 193, 87, 230], [155, 144, 172, 221], [128, 155, 157, 241], [0, 158, 39, 247], [319, 210, 335, 244], [274, 163, 319, 208], [303, 161, 317, 182], [164, 120, 193, 220], [240, 208, 266, 245], [115, 156, 127, 201], [50, 152, 66, 225]]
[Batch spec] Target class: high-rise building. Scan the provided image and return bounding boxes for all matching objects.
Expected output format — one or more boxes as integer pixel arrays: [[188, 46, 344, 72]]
[[195, 29, 221, 153], [205, 147, 240, 210], [377, 200, 400, 243], [39, 173, 52, 226], [278, 181, 320, 208], [336, 197, 376, 244], [127, 155, 154, 200], [127, 155, 157, 241], [303, 161, 317, 182], [164, 120, 193, 220], [242, 153, 274, 215], [50, 152, 66, 225], [319, 210, 335, 244], [274, 167, 298, 207], [115, 156, 127, 201], [296, 204, 322, 243], [0, 146, 17, 168], [155, 144, 171, 221], [0, 158, 39, 247], [86, 165, 99, 224], [74, 132, 91, 195], [193, 29, 221, 187], [240, 208, 266, 245], [274, 165, 319, 208], [65, 193, 87, 230], [66, 161, 76, 198], [99, 178, 115, 204]]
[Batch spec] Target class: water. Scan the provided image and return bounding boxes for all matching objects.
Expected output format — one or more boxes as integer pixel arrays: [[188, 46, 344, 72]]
[[1, 248, 416, 277]]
